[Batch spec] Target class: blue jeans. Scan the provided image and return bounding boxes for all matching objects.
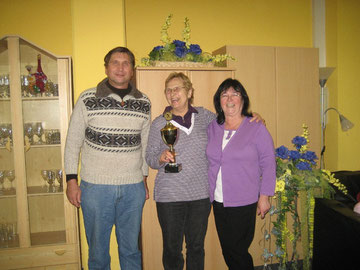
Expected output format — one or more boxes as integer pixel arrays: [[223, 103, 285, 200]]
[[156, 198, 211, 270], [80, 180, 145, 270]]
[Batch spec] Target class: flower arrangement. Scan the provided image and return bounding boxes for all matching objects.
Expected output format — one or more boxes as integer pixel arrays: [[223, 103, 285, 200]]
[[140, 14, 234, 67], [262, 124, 347, 270]]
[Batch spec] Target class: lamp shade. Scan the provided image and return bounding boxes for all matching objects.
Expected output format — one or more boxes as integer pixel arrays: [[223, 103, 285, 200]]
[[339, 114, 354, 131], [319, 67, 335, 87], [324, 107, 354, 131]]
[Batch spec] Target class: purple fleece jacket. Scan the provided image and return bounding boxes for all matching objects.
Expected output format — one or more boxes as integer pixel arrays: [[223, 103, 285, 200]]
[[206, 117, 276, 207]]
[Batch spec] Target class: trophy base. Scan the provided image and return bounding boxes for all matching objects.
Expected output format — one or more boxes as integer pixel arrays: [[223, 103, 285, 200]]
[[165, 163, 182, 173]]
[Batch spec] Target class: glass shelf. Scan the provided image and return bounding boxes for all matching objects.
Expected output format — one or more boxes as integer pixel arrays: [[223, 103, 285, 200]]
[[0, 189, 16, 198], [22, 96, 59, 101], [31, 230, 66, 246], [27, 186, 63, 196], [24, 143, 61, 148]]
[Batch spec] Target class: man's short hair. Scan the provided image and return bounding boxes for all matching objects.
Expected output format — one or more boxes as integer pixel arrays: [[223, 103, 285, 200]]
[[104, 47, 135, 68]]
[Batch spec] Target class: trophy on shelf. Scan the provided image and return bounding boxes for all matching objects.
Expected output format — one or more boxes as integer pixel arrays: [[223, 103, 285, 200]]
[[161, 112, 182, 173]]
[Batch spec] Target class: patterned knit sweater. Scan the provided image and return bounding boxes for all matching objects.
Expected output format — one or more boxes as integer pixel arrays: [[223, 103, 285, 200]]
[[64, 78, 151, 185], [145, 107, 215, 202]]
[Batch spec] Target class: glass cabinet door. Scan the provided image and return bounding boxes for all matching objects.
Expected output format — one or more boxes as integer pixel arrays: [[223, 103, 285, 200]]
[[0, 35, 80, 270], [0, 38, 18, 249], [19, 41, 66, 246], [0, 37, 67, 249]]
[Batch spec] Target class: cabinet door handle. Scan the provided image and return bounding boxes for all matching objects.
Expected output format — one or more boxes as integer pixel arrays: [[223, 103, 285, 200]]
[[55, 249, 66, 255]]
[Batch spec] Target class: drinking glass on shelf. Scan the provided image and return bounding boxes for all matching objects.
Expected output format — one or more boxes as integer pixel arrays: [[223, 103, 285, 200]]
[[2, 123, 13, 147], [53, 83, 59, 96], [46, 170, 56, 193], [41, 170, 48, 190], [45, 129, 61, 144], [34, 122, 44, 145], [0, 75, 10, 98], [24, 123, 34, 145], [55, 169, 63, 192], [5, 170, 15, 190], [0, 223, 8, 248], [3, 75, 10, 98], [0, 124, 9, 146], [21, 75, 29, 97], [3, 124, 12, 147], [0, 75, 4, 98], [6, 223, 13, 242], [0, 125, 4, 146], [0, 171, 5, 193]]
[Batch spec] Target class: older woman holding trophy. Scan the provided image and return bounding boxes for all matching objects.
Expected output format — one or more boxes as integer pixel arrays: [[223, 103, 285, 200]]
[[146, 72, 262, 270], [146, 72, 213, 270]]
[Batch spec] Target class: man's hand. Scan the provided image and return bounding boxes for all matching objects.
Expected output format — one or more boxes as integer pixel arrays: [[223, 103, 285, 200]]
[[250, 112, 265, 125], [257, 194, 270, 219], [66, 179, 81, 208], [143, 176, 149, 200]]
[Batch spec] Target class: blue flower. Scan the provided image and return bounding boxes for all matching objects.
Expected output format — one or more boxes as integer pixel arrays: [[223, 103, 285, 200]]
[[275, 146, 289, 159], [292, 136, 307, 149], [172, 40, 186, 48], [189, 44, 202, 55], [153, 45, 164, 51], [174, 46, 187, 58], [301, 151, 318, 165], [296, 161, 312, 171], [288, 150, 301, 160]]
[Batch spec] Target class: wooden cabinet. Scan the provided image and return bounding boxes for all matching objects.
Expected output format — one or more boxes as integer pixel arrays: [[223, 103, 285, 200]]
[[0, 36, 80, 270], [213, 45, 320, 153], [136, 66, 234, 270]]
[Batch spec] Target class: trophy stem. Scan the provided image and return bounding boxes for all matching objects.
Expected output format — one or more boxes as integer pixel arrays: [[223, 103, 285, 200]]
[[169, 145, 176, 164]]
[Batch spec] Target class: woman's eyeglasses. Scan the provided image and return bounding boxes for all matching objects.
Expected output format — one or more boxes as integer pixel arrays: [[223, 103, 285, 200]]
[[220, 92, 241, 99]]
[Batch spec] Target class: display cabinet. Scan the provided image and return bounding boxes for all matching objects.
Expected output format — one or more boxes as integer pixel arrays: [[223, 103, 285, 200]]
[[0, 36, 80, 269]]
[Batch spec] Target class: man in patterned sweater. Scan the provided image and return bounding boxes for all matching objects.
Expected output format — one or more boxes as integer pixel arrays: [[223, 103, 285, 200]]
[[64, 47, 151, 270]]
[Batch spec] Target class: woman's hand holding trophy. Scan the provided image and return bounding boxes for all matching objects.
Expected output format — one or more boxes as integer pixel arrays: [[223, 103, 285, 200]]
[[160, 112, 182, 173]]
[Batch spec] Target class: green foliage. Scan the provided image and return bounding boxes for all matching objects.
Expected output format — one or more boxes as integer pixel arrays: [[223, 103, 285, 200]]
[[264, 125, 347, 270], [140, 15, 234, 66]]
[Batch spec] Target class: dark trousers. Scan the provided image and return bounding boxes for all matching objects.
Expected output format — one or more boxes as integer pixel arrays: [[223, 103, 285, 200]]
[[156, 198, 211, 270], [213, 201, 257, 270]]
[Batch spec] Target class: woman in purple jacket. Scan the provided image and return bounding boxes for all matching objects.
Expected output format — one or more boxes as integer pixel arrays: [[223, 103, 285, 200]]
[[206, 78, 276, 270]]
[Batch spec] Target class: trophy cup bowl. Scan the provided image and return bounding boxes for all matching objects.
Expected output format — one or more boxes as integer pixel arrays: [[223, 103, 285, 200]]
[[160, 113, 182, 173]]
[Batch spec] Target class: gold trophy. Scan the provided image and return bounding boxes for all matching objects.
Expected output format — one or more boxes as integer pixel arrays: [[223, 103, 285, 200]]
[[161, 112, 182, 173]]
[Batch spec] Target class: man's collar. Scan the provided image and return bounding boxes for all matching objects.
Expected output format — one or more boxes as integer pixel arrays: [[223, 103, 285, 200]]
[[95, 78, 143, 99]]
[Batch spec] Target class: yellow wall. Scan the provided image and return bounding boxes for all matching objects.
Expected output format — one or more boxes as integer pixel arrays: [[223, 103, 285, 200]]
[[1, 0, 359, 269], [0, 0, 72, 56], [125, 0, 313, 64], [325, 0, 360, 171], [336, 0, 360, 170], [71, 0, 126, 101]]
